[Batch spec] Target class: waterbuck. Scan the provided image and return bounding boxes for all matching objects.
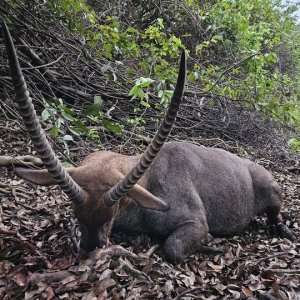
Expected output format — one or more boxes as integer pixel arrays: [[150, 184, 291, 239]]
[[3, 21, 293, 264]]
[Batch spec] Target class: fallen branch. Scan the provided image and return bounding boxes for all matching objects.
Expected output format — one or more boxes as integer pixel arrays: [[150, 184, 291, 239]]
[[118, 257, 153, 282], [0, 155, 43, 167], [29, 271, 71, 286], [0, 187, 10, 194], [256, 252, 286, 264], [26, 246, 151, 293], [22, 54, 65, 70], [16, 36, 57, 82], [84, 245, 145, 267]]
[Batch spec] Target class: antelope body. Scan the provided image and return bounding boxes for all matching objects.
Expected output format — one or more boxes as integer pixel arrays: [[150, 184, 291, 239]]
[[3, 22, 292, 264]]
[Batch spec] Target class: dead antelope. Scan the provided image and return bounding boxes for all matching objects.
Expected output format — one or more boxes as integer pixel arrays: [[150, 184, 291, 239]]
[[3, 21, 293, 264]]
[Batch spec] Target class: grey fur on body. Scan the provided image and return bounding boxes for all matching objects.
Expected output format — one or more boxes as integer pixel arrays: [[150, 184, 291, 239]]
[[113, 141, 283, 263], [16, 141, 290, 264]]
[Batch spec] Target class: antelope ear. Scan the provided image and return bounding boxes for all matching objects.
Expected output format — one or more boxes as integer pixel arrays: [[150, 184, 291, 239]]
[[15, 167, 76, 186], [128, 184, 170, 211]]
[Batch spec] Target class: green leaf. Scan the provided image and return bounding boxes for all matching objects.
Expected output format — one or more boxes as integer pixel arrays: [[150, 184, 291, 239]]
[[136, 77, 155, 88], [62, 111, 75, 121], [264, 53, 278, 65], [158, 89, 174, 106], [102, 119, 123, 134], [140, 100, 150, 107], [63, 106, 75, 116], [51, 126, 59, 138], [157, 18, 164, 29], [84, 96, 103, 117], [41, 109, 50, 121], [69, 127, 81, 136], [129, 86, 145, 100], [288, 138, 300, 151]]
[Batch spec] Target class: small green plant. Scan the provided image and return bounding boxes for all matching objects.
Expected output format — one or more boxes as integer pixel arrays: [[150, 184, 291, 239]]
[[41, 98, 75, 139], [157, 79, 174, 107], [129, 77, 155, 104], [288, 138, 300, 152], [41, 98, 77, 154], [41, 95, 123, 146], [129, 77, 175, 108]]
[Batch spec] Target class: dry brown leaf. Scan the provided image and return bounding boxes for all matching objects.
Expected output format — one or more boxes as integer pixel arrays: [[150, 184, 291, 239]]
[[207, 261, 223, 271], [12, 271, 27, 287], [242, 287, 254, 297]]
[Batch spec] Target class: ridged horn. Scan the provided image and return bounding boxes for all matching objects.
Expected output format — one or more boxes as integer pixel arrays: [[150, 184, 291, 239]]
[[104, 50, 186, 206], [3, 21, 85, 204]]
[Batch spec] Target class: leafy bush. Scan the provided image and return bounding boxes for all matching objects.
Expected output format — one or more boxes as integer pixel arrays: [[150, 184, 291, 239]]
[[23, 0, 299, 148], [45, 0, 300, 126]]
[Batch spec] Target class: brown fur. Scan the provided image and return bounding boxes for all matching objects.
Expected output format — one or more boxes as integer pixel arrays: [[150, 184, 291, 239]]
[[15, 141, 293, 264]]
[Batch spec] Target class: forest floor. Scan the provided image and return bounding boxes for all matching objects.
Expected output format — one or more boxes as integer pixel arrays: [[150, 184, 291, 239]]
[[0, 119, 300, 300]]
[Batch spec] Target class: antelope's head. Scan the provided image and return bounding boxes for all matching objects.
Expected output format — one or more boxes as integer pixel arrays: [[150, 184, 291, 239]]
[[3, 21, 186, 251]]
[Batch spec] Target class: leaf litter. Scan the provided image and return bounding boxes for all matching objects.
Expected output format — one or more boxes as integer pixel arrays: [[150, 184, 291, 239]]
[[0, 120, 299, 300]]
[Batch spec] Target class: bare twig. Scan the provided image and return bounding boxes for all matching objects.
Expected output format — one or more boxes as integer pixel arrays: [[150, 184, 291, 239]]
[[84, 245, 144, 267], [22, 54, 65, 70], [0, 155, 43, 167], [145, 244, 160, 257]]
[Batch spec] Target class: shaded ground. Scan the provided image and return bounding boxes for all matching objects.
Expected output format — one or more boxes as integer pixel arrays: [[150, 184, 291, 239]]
[[0, 120, 299, 300]]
